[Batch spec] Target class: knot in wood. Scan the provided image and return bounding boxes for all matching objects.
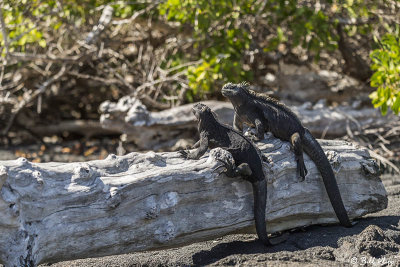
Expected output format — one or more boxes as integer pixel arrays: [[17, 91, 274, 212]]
[[16, 157, 29, 166], [106, 153, 117, 160], [145, 195, 160, 220], [72, 164, 94, 182], [160, 192, 179, 210], [361, 160, 380, 177], [154, 220, 176, 243], [326, 150, 342, 173], [282, 142, 291, 151], [9, 202, 19, 217], [32, 170, 44, 187], [106, 186, 121, 209]]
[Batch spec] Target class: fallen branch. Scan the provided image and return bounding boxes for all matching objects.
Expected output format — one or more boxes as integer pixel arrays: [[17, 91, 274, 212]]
[[0, 136, 387, 266], [99, 98, 234, 150], [99, 97, 397, 150], [290, 102, 396, 138]]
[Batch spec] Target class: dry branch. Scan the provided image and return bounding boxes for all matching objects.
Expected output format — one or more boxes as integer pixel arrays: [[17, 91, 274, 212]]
[[0, 136, 387, 266], [0, 4, 120, 136], [2, 65, 70, 135], [85, 5, 114, 44]]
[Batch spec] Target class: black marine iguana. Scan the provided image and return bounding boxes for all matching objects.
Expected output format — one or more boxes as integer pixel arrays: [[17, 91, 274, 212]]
[[221, 82, 353, 227], [180, 103, 287, 246]]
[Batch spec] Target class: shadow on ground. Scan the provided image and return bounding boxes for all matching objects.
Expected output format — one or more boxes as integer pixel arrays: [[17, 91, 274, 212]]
[[192, 215, 400, 266]]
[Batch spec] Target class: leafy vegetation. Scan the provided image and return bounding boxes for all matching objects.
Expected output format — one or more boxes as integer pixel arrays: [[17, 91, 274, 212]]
[[159, 0, 254, 98], [370, 31, 400, 115], [0, 0, 399, 112], [158, 0, 376, 97], [0, 0, 144, 53]]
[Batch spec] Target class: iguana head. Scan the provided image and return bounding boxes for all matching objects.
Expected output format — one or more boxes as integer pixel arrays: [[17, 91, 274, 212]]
[[192, 103, 212, 120], [221, 82, 249, 106]]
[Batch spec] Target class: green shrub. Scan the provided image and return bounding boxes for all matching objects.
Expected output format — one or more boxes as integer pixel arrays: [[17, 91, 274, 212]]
[[369, 32, 400, 115]]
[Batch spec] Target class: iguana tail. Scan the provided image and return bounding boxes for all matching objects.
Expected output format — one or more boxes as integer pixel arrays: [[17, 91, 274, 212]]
[[252, 179, 288, 245], [302, 129, 352, 227]]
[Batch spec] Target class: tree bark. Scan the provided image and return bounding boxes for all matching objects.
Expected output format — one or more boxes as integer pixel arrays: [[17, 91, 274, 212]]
[[0, 135, 387, 266]]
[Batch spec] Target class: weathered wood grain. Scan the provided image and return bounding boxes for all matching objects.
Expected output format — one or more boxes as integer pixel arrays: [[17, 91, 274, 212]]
[[0, 135, 387, 266]]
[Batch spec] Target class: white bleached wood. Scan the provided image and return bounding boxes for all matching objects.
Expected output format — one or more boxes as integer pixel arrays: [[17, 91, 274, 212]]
[[0, 136, 387, 266]]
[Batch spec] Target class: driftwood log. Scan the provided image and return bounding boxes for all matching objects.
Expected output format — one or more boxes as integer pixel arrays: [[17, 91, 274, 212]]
[[0, 135, 387, 266], [99, 98, 234, 150], [99, 97, 395, 150]]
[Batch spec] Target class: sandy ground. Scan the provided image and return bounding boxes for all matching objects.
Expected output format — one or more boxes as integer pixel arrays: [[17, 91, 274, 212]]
[[38, 174, 400, 267]]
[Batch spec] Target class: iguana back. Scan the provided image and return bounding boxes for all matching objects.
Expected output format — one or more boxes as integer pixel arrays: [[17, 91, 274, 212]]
[[222, 83, 353, 227], [181, 103, 288, 245], [245, 87, 305, 140]]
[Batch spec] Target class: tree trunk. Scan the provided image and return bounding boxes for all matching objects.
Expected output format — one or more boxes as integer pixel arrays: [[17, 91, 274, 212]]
[[0, 135, 387, 266]]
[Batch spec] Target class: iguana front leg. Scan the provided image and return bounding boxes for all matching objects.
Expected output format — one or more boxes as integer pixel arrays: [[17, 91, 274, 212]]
[[233, 113, 244, 132], [245, 118, 267, 141], [290, 132, 308, 181], [254, 118, 267, 140], [180, 132, 208, 160]]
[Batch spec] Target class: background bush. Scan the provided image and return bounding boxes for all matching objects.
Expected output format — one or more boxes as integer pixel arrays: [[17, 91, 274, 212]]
[[0, 0, 399, 134]]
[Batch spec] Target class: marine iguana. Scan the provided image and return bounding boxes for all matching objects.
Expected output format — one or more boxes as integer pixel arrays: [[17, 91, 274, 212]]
[[180, 103, 287, 246], [221, 82, 353, 227]]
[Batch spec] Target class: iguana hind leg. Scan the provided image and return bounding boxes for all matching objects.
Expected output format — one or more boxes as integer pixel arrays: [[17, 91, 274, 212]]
[[290, 132, 308, 181], [214, 159, 252, 178]]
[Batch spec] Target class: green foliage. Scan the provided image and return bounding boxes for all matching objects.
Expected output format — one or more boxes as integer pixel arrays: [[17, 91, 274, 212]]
[[159, 0, 254, 97], [369, 31, 400, 115], [3, 0, 399, 112], [1, 1, 49, 52], [159, 0, 377, 99], [264, 0, 338, 57], [0, 0, 144, 54]]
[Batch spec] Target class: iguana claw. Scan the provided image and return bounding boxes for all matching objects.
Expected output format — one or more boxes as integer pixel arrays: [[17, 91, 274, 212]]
[[178, 150, 189, 158], [214, 158, 234, 177], [213, 165, 227, 176]]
